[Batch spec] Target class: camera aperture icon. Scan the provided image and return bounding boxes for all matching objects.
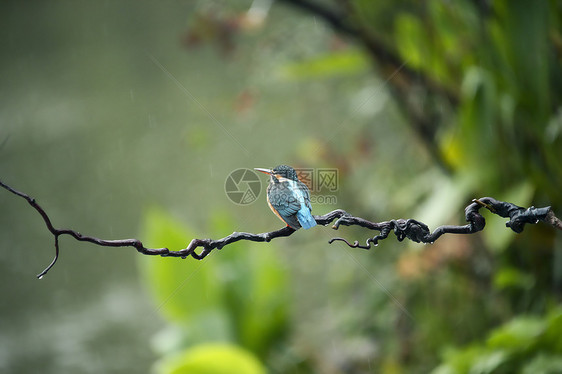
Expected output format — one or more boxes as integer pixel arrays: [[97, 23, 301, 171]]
[[224, 168, 261, 205]]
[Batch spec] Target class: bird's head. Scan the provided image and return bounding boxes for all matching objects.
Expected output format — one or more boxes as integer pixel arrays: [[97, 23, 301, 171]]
[[254, 165, 298, 181]]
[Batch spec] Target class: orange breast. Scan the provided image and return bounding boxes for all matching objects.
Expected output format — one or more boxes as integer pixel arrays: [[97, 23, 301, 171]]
[[267, 195, 290, 226]]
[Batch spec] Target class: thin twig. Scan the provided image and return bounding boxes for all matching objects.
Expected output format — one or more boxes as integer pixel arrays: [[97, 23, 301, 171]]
[[1, 179, 559, 278]]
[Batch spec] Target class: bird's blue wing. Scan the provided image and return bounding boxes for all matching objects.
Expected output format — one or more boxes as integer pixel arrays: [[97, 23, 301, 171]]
[[297, 180, 312, 210], [268, 181, 301, 228], [297, 206, 317, 229], [295, 180, 316, 229]]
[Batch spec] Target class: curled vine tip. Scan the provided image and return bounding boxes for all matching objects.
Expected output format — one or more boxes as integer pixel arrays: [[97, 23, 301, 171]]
[[36, 236, 60, 279], [329, 237, 373, 249]]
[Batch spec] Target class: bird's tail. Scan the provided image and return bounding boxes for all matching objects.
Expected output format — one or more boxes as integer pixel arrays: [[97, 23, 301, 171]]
[[297, 206, 317, 229]]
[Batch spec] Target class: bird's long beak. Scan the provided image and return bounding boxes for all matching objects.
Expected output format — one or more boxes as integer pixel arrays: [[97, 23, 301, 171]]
[[254, 168, 272, 175]]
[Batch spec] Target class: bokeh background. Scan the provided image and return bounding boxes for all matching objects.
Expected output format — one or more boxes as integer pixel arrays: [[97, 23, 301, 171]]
[[1, 1, 561, 373]]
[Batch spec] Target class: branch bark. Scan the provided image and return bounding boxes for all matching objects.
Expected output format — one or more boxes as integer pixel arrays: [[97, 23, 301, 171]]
[[1, 179, 559, 279]]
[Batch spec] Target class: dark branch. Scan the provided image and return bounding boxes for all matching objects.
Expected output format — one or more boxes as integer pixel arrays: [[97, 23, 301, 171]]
[[1, 179, 560, 278], [328, 198, 558, 249]]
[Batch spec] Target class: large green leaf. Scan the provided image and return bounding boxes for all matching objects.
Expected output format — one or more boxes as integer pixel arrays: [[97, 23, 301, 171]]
[[154, 343, 265, 374], [208, 211, 289, 356], [486, 317, 545, 351], [138, 207, 225, 326], [235, 247, 288, 355]]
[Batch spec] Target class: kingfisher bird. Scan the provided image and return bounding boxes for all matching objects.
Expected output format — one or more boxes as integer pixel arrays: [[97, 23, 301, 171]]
[[254, 165, 317, 230]]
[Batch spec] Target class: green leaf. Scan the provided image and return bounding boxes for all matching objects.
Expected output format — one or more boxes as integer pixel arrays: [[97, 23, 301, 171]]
[[522, 354, 562, 374], [493, 267, 535, 291], [235, 247, 288, 354], [208, 211, 289, 356], [154, 343, 266, 374], [395, 13, 429, 70], [137, 207, 225, 326], [413, 172, 475, 230], [457, 67, 497, 177], [433, 309, 562, 373], [279, 49, 369, 80], [468, 350, 509, 374], [432, 346, 487, 374], [492, 0, 550, 120], [541, 308, 562, 353], [486, 316, 545, 351]]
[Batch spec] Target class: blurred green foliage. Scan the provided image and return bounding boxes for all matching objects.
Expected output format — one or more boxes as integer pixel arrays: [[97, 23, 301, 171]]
[[139, 207, 288, 371], [432, 307, 562, 374]]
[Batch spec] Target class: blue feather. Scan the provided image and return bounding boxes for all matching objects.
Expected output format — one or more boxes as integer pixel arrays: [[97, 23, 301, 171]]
[[297, 206, 317, 229]]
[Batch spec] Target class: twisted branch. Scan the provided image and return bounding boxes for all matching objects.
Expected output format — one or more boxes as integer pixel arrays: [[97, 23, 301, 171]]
[[328, 198, 560, 249], [1, 179, 560, 279]]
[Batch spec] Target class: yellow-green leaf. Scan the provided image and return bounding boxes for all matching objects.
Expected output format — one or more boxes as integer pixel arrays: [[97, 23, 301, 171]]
[[154, 343, 266, 374]]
